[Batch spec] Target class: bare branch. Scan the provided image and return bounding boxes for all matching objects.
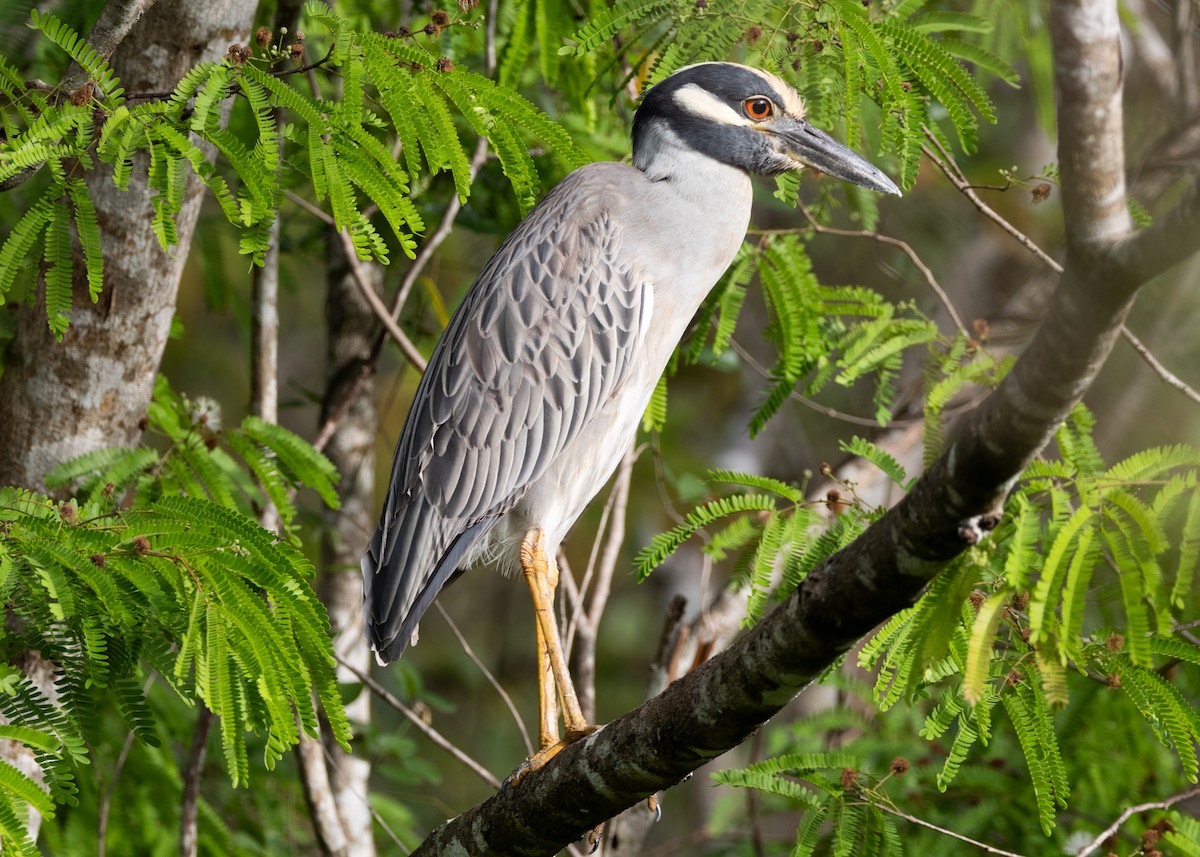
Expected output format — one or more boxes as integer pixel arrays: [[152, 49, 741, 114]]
[[922, 131, 1200, 409], [296, 730, 351, 857], [436, 602, 534, 754], [1074, 784, 1200, 857], [336, 229, 428, 372], [870, 801, 1028, 857], [1051, 0, 1131, 251], [179, 709, 213, 857], [1112, 177, 1200, 284], [920, 133, 1063, 273], [790, 202, 968, 337], [63, 0, 157, 93], [1120, 326, 1200, 405], [338, 656, 504, 791]]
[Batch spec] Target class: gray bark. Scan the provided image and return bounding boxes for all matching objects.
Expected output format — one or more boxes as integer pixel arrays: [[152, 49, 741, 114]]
[[315, 233, 382, 857], [0, 1, 258, 846], [0, 0, 259, 490]]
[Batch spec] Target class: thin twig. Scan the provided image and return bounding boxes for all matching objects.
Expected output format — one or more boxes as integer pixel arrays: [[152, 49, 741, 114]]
[[792, 201, 968, 337], [1120, 326, 1200, 405], [1074, 784, 1200, 857], [922, 127, 1200, 408], [180, 708, 214, 857], [285, 190, 337, 225], [97, 730, 135, 857], [435, 602, 534, 754], [317, 739, 411, 854], [921, 130, 1063, 274], [337, 228, 428, 372], [336, 655, 503, 790], [566, 442, 637, 723], [388, 136, 489, 319], [729, 340, 937, 428], [870, 801, 1028, 857]]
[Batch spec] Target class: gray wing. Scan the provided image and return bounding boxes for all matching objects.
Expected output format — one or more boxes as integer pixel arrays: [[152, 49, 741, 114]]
[[363, 167, 652, 662]]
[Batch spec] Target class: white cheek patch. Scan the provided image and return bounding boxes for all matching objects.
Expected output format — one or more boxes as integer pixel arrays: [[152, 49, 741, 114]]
[[673, 84, 752, 127]]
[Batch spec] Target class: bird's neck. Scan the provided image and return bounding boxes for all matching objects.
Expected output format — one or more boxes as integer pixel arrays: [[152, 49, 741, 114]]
[[635, 131, 753, 211]]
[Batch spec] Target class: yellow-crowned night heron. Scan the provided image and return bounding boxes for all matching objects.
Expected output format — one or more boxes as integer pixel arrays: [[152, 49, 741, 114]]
[[363, 62, 900, 772]]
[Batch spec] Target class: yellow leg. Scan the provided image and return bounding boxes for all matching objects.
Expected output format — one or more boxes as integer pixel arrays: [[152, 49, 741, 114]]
[[509, 528, 597, 785], [533, 597, 560, 751]]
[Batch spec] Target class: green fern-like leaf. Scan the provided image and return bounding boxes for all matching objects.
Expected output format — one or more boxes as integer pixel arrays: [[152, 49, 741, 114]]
[[27, 10, 124, 103], [838, 437, 910, 490], [562, 0, 673, 55], [42, 191, 73, 336], [0, 195, 54, 306], [240, 417, 340, 509], [636, 493, 779, 580]]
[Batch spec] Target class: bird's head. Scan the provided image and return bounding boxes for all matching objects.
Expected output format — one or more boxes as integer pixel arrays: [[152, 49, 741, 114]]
[[632, 62, 901, 196]]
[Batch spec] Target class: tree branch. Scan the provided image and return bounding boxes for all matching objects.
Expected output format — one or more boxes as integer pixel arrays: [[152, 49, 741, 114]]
[[179, 708, 213, 857], [406, 255, 1161, 857], [403, 2, 1200, 853], [1074, 784, 1200, 857]]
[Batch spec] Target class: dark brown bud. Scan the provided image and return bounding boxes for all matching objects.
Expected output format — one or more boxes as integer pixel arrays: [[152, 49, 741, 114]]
[[431, 9, 451, 26], [972, 318, 990, 339], [889, 757, 910, 776], [695, 0, 708, 8], [436, 57, 455, 72], [69, 82, 94, 106], [397, 25, 412, 38], [255, 26, 272, 47], [204, 435, 218, 451], [968, 590, 985, 610], [745, 25, 762, 46], [424, 22, 441, 35], [840, 768, 859, 789], [102, 482, 115, 498], [59, 502, 77, 525], [1005, 669, 1024, 687], [290, 43, 305, 60], [1107, 673, 1121, 689], [90, 553, 107, 568], [813, 39, 824, 52], [1107, 633, 1125, 652], [137, 415, 150, 431], [133, 535, 151, 555], [1031, 182, 1052, 204]]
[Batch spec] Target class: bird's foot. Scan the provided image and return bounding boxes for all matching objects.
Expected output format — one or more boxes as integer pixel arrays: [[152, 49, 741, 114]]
[[504, 724, 602, 791]]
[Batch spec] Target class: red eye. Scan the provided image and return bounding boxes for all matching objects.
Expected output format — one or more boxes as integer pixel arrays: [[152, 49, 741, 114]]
[[744, 97, 774, 120]]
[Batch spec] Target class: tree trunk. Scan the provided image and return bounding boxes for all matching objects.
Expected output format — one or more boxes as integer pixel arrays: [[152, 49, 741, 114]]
[[0, 1, 258, 845], [0, 0, 259, 490], [317, 232, 382, 856]]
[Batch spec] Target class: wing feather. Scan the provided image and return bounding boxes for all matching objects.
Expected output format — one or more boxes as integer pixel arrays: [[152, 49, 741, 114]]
[[363, 166, 651, 660]]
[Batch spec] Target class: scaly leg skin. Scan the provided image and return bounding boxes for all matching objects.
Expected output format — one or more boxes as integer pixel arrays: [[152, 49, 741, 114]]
[[507, 528, 599, 788], [534, 599, 560, 751]]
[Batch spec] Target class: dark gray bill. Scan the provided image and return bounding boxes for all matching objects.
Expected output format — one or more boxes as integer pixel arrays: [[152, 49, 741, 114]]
[[778, 119, 901, 196]]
